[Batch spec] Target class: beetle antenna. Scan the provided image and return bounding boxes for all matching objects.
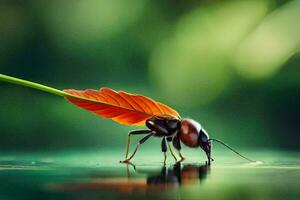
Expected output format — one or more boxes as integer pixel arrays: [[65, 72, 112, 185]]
[[209, 138, 256, 163]]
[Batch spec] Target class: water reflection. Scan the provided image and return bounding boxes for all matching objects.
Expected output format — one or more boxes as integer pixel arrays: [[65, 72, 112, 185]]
[[0, 160, 53, 170], [146, 163, 210, 187], [51, 163, 210, 193]]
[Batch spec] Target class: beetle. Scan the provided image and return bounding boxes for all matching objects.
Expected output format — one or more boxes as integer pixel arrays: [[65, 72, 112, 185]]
[[121, 115, 213, 165], [120, 113, 256, 165]]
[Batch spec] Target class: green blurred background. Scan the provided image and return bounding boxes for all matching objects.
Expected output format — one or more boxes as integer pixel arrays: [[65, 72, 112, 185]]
[[0, 0, 299, 151]]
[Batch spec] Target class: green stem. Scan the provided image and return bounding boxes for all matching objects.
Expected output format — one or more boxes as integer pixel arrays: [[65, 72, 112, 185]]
[[0, 74, 67, 97]]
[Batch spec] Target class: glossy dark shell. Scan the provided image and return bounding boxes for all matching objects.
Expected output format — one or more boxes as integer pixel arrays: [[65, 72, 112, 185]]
[[179, 119, 201, 147], [146, 115, 180, 137]]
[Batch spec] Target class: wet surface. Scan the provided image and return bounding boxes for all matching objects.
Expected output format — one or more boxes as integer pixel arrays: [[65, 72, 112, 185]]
[[0, 149, 299, 200]]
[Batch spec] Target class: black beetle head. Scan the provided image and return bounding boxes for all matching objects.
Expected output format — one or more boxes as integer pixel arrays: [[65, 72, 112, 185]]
[[199, 128, 212, 164]]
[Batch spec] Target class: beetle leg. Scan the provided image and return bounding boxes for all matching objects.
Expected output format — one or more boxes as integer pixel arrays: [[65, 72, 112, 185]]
[[167, 142, 178, 162], [178, 152, 185, 162], [172, 133, 185, 162], [120, 131, 154, 163], [123, 130, 152, 159], [161, 137, 168, 165]]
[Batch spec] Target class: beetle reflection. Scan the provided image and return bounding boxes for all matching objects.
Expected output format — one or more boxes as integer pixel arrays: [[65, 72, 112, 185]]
[[146, 163, 210, 187], [49, 163, 210, 193]]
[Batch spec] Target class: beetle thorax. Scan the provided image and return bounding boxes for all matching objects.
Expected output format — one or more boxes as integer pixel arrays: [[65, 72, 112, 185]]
[[146, 115, 180, 137]]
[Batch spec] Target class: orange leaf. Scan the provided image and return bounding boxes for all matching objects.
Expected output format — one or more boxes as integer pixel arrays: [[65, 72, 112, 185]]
[[63, 88, 180, 126]]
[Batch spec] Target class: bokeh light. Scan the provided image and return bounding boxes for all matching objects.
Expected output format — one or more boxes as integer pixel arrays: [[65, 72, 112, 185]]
[[150, 0, 269, 106], [234, 0, 300, 80], [35, 0, 147, 53]]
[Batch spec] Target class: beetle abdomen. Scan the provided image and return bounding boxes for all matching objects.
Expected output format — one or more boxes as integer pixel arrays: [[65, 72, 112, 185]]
[[179, 119, 201, 147]]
